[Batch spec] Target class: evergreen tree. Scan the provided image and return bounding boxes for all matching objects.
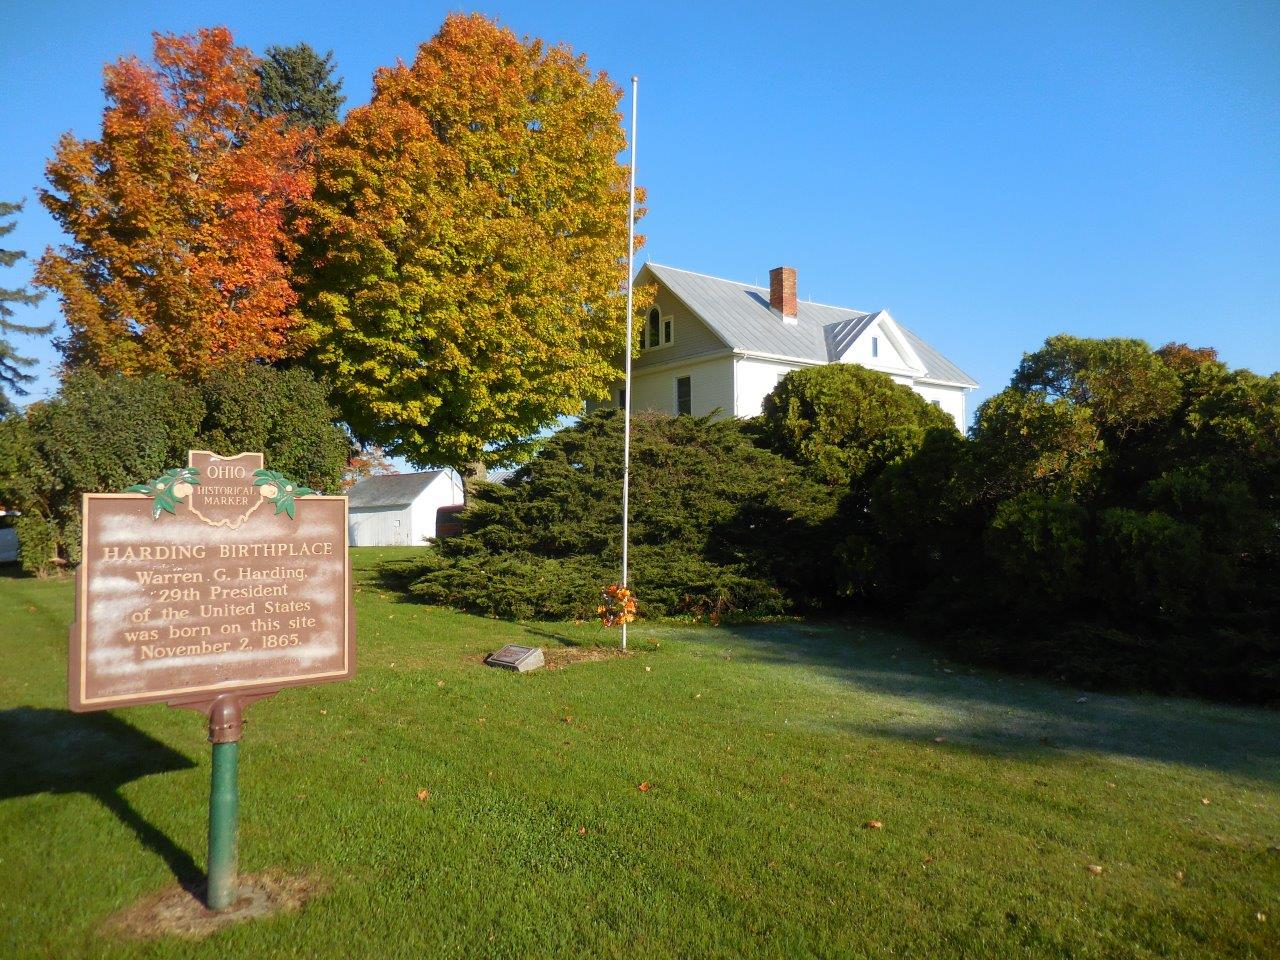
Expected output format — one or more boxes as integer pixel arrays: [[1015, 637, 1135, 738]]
[[251, 43, 345, 130], [407, 410, 838, 621], [0, 201, 50, 413]]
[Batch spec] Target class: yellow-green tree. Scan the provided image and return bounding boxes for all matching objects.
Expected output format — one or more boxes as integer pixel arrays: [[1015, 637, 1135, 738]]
[[298, 14, 641, 471]]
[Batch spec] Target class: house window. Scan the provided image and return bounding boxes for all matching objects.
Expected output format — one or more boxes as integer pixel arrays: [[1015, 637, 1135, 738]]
[[645, 308, 674, 349], [931, 399, 942, 408], [675, 376, 691, 415], [871, 336, 879, 358], [618, 387, 627, 410]]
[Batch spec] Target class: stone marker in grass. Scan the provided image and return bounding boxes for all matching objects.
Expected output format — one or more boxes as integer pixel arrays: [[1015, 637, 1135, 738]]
[[486, 644, 544, 673]]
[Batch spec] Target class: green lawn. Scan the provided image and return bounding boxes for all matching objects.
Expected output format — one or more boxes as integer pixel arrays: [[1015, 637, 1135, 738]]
[[1, 547, 1277, 959]]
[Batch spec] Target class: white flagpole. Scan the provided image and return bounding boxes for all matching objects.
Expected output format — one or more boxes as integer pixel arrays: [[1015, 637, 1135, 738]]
[[620, 76, 638, 653]]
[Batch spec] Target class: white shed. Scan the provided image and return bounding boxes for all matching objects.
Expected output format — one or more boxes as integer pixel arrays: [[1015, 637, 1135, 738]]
[[346, 471, 464, 547]]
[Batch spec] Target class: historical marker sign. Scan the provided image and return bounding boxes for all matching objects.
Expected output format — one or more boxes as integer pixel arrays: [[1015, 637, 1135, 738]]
[[69, 450, 355, 712], [67, 450, 355, 911]]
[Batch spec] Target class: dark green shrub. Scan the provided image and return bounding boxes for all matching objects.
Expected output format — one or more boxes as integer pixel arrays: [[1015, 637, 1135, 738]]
[[758, 364, 955, 485], [406, 410, 835, 620], [862, 336, 1280, 702], [0, 367, 349, 573]]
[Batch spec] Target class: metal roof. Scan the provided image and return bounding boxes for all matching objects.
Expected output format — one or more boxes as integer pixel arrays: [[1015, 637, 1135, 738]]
[[640, 263, 977, 387], [897, 323, 978, 387], [824, 311, 880, 358], [346, 471, 449, 509]]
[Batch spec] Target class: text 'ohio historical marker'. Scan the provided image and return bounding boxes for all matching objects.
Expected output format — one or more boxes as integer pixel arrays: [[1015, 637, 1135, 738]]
[[70, 451, 354, 712], [68, 450, 356, 912]]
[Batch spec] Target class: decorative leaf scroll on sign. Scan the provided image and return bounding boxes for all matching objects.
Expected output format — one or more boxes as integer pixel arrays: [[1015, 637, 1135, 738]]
[[127, 467, 202, 519], [126, 463, 315, 522], [252, 469, 316, 520]]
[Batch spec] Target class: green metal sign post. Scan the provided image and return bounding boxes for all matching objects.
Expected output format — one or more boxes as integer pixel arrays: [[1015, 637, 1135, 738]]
[[206, 696, 244, 910]]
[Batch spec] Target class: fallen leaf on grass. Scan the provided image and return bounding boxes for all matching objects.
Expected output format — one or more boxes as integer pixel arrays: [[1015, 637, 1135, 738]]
[[1201, 797, 1211, 805], [1086, 864, 1103, 875], [1257, 912, 1267, 922], [644, 666, 651, 672], [577, 826, 587, 836], [638, 781, 651, 793], [864, 820, 883, 830], [1175, 870, 1184, 881], [436, 680, 445, 688], [562, 716, 574, 724], [932, 736, 946, 744], [416, 789, 430, 801]]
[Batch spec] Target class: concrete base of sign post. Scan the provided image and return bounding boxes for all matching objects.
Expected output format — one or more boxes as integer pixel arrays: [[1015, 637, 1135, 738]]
[[485, 644, 545, 672]]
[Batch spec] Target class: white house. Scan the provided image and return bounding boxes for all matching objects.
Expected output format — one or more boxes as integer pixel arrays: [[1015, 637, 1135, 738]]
[[605, 263, 977, 430], [346, 471, 464, 547]]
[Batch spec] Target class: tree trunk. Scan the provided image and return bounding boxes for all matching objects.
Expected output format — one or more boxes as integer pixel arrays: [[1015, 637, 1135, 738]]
[[461, 461, 487, 503]]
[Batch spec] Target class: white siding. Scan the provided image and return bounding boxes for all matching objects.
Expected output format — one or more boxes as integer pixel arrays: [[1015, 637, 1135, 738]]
[[844, 321, 911, 373], [349, 506, 413, 546], [630, 356, 735, 419], [912, 381, 968, 432], [838, 317, 924, 384], [348, 473, 464, 547], [408, 472, 465, 543], [734, 356, 809, 417]]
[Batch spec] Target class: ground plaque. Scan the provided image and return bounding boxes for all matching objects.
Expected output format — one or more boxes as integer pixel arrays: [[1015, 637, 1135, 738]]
[[68, 450, 356, 910], [485, 644, 544, 673]]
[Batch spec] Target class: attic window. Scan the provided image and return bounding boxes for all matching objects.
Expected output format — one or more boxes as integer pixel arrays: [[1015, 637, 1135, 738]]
[[645, 308, 673, 349], [871, 336, 879, 358]]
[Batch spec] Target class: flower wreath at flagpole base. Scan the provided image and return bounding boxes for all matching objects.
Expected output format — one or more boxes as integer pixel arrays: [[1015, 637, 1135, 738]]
[[598, 584, 637, 627]]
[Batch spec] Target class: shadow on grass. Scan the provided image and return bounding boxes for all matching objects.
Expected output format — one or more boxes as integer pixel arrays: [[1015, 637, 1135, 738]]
[[0, 707, 202, 887], [714, 621, 1280, 781], [0, 560, 35, 580], [520, 625, 590, 649]]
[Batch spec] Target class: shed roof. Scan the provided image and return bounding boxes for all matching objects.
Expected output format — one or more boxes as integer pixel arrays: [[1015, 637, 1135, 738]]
[[346, 471, 448, 509]]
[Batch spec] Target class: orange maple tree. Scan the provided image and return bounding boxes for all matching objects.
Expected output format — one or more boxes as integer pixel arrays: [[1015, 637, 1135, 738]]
[[37, 27, 314, 375]]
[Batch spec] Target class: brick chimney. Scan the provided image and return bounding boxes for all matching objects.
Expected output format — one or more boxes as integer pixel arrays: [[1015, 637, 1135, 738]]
[[769, 266, 798, 321]]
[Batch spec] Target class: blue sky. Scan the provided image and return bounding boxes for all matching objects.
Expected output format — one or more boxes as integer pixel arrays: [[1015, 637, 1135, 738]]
[[2, 0, 1277, 425]]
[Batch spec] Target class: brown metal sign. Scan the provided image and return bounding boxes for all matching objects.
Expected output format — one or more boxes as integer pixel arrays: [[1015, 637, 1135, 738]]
[[69, 451, 355, 713]]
